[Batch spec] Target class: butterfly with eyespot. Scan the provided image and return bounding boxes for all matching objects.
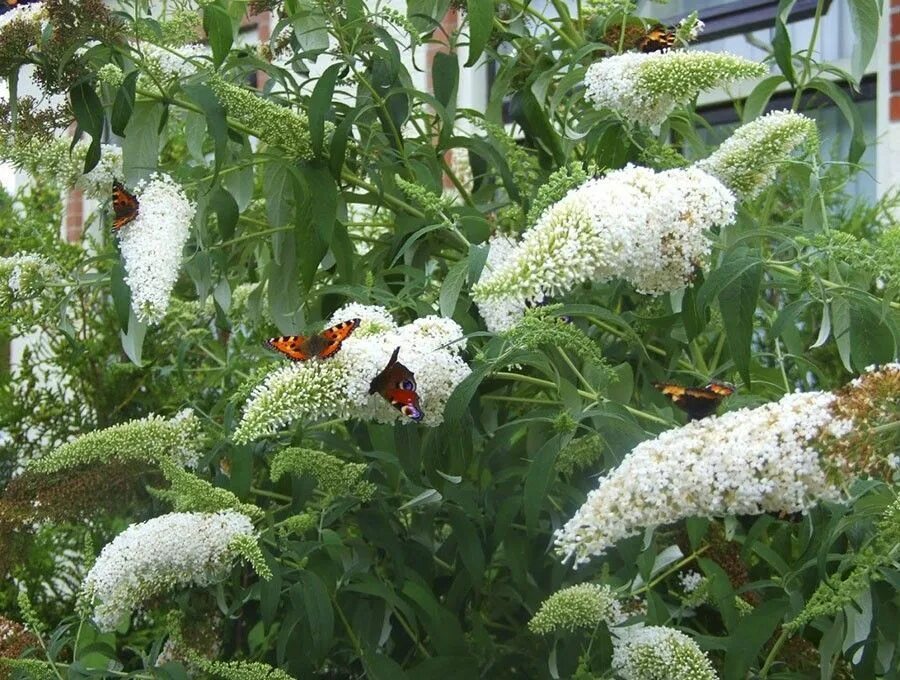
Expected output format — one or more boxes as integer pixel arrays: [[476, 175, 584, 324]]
[[368, 347, 424, 422], [265, 318, 360, 361], [653, 380, 735, 420], [112, 181, 140, 232], [0, 0, 41, 14], [639, 24, 678, 53]]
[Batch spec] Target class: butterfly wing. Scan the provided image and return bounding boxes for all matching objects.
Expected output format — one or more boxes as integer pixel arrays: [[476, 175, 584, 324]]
[[112, 181, 140, 232], [639, 25, 677, 52], [265, 335, 314, 361], [369, 347, 424, 421], [315, 318, 361, 359], [654, 382, 732, 421]]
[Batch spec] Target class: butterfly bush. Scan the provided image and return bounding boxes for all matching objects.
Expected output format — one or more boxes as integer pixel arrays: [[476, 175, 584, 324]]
[[141, 43, 211, 81], [528, 583, 624, 634], [584, 51, 765, 128], [234, 304, 470, 442], [118, 173, 195, 324], [28, 410, 202, 474], [612, 625, 718, 680], [0, 0, 44, 31], [0, 253, 54, 309], [696, 110, 819, 199], [472, 165, 735, 331], [556, 366, 900, 566], [81, 511, 262, 631]]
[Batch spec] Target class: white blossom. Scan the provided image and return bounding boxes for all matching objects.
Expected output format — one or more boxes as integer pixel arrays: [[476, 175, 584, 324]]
[[0, 253, 54, 301], [612, 625, 718, 680], [141, 43, 211, 80], [556, 391, 849, 567], [473, 166, 735, 331], [679, 571, 705, 594], [696, 110, 818, 199], [118, 174, 195, 324], [584, 51, 765, 128], [81, 511, 257, 631], [529, 583, 624, 634], [234, 305, 471, 442], [0, 1, 44, 29]]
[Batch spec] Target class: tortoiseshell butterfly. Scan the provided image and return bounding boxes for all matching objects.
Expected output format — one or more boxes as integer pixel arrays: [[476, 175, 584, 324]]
[[0, 0, 41, 14], [653, 381, 735, 420], [112, 181, 140, 232], [639, 25, 678, 53], [265, 318, 360, 361], [368, 347, 424, 422]]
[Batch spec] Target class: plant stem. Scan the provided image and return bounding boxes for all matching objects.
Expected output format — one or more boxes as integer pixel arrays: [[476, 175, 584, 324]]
[[759, 627, 791, 678], [631, 545, 711, 596], [249, 487, 293, 502]]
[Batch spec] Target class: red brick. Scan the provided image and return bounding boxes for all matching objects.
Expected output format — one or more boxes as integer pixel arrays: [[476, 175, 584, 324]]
[[65, 188, 84, 242], [891, 95, 900, 121], [892, 11, 900, 35], [892, 68, 900, 92], [892, 40, 900, 64], [894, 0, 900, 7]]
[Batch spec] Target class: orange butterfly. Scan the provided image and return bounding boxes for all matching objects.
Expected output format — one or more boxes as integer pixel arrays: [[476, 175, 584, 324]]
[[368, 347, 423, 421], [112, 181, 139, 232], [265, 318, 360, 361], [653, 381, 735, 420], [639, 25, 678, 53], [1, 0, 40, 14]]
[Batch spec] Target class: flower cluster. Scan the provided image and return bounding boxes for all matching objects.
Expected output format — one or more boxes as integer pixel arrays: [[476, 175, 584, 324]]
[[0, 616, 39, 664], [28, 410, 202, 474], [81, 511, 262, 631], [612, 625, 718, 680], [77, 143, 123, 198], [234, 305, 471, 442], [209, 78, 313, 159], [552, 367, 900, 565], [0, 253, 54, 309], [141, 43, 210, 82], [584, 50, 764, 128], [696, 110, 818, 199], [269, 447, 375, 500], [473, 165, 735, 331], [528, 583, 623, 634], [0, 1, 44, 77], [117, 173, 195, 323]]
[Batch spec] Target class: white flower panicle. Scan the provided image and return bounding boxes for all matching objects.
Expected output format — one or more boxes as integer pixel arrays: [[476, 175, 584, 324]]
[[0, 253, 54, 305], [234, 305, 470, 442], [697, 110, 818, 199], [556, 391, 849, 566], [473, 165, 735, 331], [529, 583, 624, 634], [81, 511, 258, 631], [118, 174, 195, 324], [142, 43, 211, 81], [585, 51, 765, 128], [679, 571, 705, 594], [0, 1, 44, 28], [612, 625, 719, 680]]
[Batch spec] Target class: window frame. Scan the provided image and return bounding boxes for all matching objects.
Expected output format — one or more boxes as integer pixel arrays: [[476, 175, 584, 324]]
[[660, 0, 832, 42]]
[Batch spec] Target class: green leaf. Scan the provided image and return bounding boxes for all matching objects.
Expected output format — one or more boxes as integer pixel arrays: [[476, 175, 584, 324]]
[[203, 3, 234, 68], [742, 75, 787, 122], [209, 186, 239, 240], [831, 295, 853, 372], [264, 160, 293, 227], [123, 102, 162, 182], [183, 83, 229, 179], [524, 434, 561, 534], [447, 506, 485, 587], [69, 80, 104, 172], [267, 235, 304, 334], [465, 0, 494, 67], [772, 0, 797, 85], [294, 164, 337, 290], [120, 309, 147, 366], [290, 572, 334, 662], [723, 599, 789, 680], [444, 364, 491, 422], [109, 261, 131, 331], [440, 259, 468, 317], [805, 78, 866, 164], [717, 255, 762, 385], [111, 71, 138, 136], [848, 0, 880, 83], [309, 62, 342, 157]]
